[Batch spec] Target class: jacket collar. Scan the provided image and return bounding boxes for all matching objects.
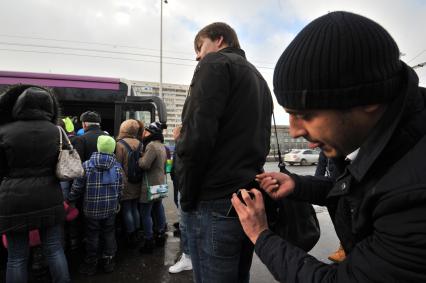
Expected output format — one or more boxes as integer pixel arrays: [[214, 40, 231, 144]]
[[347, 64, 420, 182], [219, 47, 246, 59], [85, 125, 101, 133]]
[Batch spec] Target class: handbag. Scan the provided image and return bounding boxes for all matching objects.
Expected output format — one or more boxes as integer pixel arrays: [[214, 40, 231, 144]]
[[145, 172, 168, 201], [56, 126, 84, 181], [265, 113, 321, 252]]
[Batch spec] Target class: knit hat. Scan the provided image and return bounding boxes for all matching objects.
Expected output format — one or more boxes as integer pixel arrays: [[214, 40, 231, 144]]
[[97, 135, 116, 154], [145, 121, 163, 135], [80, 111, 101, 123], [273, 11, 404, 110]]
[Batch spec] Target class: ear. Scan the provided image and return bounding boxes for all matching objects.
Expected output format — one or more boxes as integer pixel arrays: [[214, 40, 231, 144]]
[[215, 36, 226, 48]]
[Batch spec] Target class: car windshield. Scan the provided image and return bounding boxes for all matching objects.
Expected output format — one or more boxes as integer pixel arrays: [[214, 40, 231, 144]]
[[290, 150, 301, 153]]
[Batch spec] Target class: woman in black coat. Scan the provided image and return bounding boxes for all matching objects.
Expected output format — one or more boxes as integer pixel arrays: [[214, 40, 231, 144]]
[[0, 85, 70, 283]]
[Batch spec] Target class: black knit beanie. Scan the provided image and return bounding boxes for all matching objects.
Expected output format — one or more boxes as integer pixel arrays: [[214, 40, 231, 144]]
[[274, 11, 404, 109]]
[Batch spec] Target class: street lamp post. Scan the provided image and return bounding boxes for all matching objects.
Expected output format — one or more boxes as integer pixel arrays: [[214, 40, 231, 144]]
[[160, 0, 167, 99]]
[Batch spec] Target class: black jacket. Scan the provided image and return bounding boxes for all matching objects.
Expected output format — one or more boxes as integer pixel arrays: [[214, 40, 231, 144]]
[[0, 87, 65, 233], [74, 125, 107, 162], [176, 47, 273, 211], [255, 65, 426, 282]]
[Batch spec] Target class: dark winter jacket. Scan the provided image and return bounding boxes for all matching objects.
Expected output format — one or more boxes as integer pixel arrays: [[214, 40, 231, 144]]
[[176, 47, 273, 211], [255, 65, 426, 282], [74, 125, 107, 162], [0, 86, 65, 233]]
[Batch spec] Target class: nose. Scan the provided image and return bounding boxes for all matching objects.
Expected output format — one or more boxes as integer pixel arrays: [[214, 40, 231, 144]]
[[195, 52, 201, 61], [288, 114, 307, 138]]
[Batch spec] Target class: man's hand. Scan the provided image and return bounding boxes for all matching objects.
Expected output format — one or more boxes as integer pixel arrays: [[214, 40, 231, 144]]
[[256, 172, 295, 200], [231, 189, 268, 244]]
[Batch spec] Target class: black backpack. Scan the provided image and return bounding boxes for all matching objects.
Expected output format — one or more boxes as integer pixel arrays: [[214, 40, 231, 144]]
[[118, 139, 143, 183]]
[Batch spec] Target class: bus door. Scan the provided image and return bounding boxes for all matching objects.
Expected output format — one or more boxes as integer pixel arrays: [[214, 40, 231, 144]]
[[114, 95, 167, 137]]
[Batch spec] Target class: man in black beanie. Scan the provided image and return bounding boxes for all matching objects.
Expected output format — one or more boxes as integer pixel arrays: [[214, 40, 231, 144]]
[[231, 11, 426, 282]]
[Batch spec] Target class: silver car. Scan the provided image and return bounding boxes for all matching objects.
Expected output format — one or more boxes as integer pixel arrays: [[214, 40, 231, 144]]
[[284, 149, 319, 166]]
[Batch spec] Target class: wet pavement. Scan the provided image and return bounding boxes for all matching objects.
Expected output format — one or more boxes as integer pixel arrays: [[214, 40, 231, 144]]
[[0, 163, 338, 282]]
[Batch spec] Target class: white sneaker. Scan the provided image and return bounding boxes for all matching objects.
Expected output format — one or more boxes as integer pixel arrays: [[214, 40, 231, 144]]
[[168, 253, 193, 273]]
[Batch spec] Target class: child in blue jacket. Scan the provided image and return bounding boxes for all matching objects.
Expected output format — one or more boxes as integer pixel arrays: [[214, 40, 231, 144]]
[[68, 135, 123, 276]]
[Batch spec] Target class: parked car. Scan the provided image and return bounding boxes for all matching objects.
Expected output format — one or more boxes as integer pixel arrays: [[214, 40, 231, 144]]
[[284, 149, 319, 166]]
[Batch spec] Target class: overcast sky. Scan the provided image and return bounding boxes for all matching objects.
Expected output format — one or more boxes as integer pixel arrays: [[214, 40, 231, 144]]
[[1, 0, 425, 124]]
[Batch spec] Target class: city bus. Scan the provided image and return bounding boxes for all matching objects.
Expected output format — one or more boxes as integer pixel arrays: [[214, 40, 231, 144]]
[[0, 70, 167, 135]]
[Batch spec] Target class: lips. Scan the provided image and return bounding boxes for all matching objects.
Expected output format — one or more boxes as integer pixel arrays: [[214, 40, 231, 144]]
[[308, 142, 321, 149]]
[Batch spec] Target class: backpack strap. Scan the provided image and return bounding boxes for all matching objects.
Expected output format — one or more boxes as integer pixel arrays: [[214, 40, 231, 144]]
[[118, 139, 142, 153], [118, 139, 132, 152], [136, 141, 143, 153]]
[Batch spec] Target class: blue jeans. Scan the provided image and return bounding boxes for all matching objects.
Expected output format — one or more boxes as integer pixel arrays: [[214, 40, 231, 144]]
[[121, 199, 140, 234], [60, 181, 71, 199], [184, 198, 254, 283], [6, 224, 70, 283], [139, 200, 166, 239], [85, 215, 116, 262]]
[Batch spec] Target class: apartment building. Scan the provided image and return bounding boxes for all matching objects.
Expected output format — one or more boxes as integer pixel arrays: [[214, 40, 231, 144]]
[[130, 80, 188, 145], [269, 125, 309, 161]]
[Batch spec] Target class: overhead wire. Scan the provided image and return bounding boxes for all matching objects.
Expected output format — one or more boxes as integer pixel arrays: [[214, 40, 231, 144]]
[[0, 48, 197, 68], [407, 49, 426, 64], [0, 43, 275, 70], [0, 34, 276, 69]]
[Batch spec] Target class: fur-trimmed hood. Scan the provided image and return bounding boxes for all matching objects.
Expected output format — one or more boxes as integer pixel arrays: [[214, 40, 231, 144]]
[[117, 119, 141, 140]]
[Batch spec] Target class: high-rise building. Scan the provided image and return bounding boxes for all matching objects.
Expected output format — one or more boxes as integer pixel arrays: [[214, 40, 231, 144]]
[[269, 125, 309, 161], [130, 80, 188, 146]]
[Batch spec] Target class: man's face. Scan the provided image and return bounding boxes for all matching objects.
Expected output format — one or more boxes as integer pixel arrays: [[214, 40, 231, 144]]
[[195, 36, 223, 61], [285, 108, 368, 158], [143, 130, 151, 138]]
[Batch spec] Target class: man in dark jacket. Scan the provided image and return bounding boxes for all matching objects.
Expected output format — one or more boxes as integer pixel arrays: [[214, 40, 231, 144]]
[[232, 11, 426, 283], [175, 22, 273, 282], [74, 111, 106, 162], [71, 110, 107, 250]]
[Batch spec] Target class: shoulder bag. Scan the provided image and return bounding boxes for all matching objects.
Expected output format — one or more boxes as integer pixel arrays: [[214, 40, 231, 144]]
[[145, 172, 169, 201], [56, 126, 84, 181], [265, 113, 321, 252]]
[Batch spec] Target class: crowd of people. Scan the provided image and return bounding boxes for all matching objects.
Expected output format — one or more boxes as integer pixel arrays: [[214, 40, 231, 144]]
[[1, 9, 426, 283], [0, 91, 176, 282]]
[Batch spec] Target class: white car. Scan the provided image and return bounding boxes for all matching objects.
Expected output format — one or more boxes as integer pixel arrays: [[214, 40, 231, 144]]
[[284, 149, 319, 166]]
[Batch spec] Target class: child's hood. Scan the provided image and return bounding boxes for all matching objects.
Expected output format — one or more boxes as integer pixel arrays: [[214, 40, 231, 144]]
[[89, 152, 118, 170]]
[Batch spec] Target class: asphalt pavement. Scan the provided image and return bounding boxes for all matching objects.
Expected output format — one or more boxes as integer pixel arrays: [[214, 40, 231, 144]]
[[0, 163, 339, 283]]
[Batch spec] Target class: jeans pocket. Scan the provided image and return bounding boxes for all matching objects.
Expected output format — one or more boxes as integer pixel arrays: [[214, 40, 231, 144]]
[[211, 211, 242, 258]]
